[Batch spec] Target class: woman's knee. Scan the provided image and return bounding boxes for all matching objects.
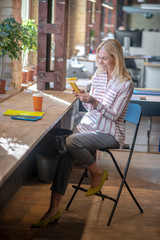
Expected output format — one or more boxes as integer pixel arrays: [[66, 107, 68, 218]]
[[66, 134, 81, 150], [66, 134, 75, 149]]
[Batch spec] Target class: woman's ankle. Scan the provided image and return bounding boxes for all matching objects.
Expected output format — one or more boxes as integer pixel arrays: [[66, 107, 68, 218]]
[[41, 208, 59, 220], [90, 170, 103, 188]]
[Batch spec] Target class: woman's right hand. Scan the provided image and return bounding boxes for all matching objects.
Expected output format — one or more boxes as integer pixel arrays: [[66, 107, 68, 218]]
[[72, 90, 79, 97], [72, 89, 85, 98]]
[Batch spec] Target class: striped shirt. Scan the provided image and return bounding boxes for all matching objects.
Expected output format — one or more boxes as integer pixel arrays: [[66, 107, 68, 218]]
[[76, 71, 134, 148]]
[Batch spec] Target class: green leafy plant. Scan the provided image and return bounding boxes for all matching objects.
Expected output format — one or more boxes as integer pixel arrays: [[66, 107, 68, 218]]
[[0, 17, 23, 79], [21, 19, 38, 69]]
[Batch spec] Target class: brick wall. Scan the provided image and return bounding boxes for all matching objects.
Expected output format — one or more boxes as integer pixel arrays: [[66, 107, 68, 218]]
[[102, 0, 117, 36], [85, 1, 102, 55], [12, 0, 22, 90], [67, 0, 87, 58], [31, 0, 38, 24]]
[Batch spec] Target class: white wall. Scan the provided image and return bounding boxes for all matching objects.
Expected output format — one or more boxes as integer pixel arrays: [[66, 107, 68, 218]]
[[130, 31, 160, 56], [129, 5, 160, 31]]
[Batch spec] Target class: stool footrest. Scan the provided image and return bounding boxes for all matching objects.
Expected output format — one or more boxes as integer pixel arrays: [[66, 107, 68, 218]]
[[72, 185, 116, 202]]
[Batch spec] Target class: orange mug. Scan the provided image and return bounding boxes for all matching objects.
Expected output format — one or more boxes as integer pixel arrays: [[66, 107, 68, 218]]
[[33, 93, 43, 111]]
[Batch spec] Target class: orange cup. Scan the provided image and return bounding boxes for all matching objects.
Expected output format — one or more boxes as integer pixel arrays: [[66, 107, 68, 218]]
[[33, 93, 43, 111]]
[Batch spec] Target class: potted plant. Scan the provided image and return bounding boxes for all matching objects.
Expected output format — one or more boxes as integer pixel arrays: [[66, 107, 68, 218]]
[[0, 18, 22, 93], [0, 17, 23, 93], [21, 19, 38, 82]]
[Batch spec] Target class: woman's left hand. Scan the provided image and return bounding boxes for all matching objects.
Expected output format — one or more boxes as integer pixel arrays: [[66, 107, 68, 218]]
[[79, 91, 98, 108], [78, 91, 90, 103]]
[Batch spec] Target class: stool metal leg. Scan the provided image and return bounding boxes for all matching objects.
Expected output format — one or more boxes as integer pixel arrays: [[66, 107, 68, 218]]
[[106, 150, 143, 214], [106, 150, 143, 226], [65, 169, 88, 210]]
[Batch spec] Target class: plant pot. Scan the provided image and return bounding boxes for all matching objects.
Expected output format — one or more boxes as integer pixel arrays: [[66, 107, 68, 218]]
[[22, 70, 28, 83], [0, 79, 6, 94], [26, 69, 34, 82]]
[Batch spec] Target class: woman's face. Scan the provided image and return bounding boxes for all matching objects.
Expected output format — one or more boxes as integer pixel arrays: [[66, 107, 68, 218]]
[[97, 48, 115, 73]]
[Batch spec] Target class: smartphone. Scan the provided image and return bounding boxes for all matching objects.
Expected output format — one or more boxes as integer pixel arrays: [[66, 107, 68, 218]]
[[11, 115, 42, 121], [69, 81, 80, 93]]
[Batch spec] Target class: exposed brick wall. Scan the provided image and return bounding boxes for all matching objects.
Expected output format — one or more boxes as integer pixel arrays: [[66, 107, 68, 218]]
[[12, 0, 22, 90], [102, 0, 117, 36], [67, 0, 87, 58], [12, 0, 22, 23], [85, 0, 102, 55], [31, 0, 38, 24]]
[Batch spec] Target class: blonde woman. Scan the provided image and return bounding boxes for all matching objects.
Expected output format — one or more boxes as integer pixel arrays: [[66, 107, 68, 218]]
[[32, 39, 134, 227]]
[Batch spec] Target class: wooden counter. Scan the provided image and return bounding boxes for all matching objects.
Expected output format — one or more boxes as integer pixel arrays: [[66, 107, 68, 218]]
[[0, 89, 19, 103], [144, 62, 160, 68], [124, 55, 149, 60], [0, 90, 76, 189]]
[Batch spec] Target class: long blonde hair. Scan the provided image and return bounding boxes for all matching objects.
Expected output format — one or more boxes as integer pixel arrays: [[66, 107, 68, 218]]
[[96, 39, 131, 82]]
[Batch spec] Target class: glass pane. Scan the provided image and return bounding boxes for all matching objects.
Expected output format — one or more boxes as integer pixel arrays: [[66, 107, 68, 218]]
[[46, 34, 55, 72], [47, 0, 55, 24], [50, 34, 55, 71], [46, 0, 55, 71], [51, 0, 55, 24], [90, 29, 95, 53], [91, 3, 96, 24]]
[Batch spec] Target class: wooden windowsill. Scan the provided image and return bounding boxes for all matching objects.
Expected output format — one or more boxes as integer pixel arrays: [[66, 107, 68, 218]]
[[0, 89, 20, 103]]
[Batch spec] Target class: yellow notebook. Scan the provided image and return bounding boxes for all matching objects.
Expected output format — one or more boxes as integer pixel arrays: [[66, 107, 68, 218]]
[[3, 109, 44, 117]]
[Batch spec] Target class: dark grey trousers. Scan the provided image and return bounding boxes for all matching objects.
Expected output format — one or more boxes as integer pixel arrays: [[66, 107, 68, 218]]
[[50, 130, 119, 195]]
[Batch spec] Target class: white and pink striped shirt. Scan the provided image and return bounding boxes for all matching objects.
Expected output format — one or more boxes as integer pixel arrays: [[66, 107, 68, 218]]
[[76, 71, 134, 148]]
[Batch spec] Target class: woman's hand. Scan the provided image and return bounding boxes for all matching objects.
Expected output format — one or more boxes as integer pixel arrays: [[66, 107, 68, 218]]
[[72, 89, 85, 98], [72, 90, 79, 98], [72, 89, 98, 108], [78, 90, 98, 108]]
